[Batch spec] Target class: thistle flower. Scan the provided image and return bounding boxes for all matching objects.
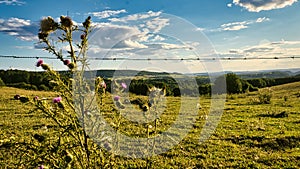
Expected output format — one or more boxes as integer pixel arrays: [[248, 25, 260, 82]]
[[67, 62, 75, 69], [121, 82, 127, 89], [83, 16, 91, 29], [36, 59, 43, 67], [14, 94, 20, 100], [63, 59, 71, 65], [113, 96, 120, 101], [37, 165, 45, 169], [38, 32, 48, 40], [53, 96, 62, 103], [60, 16, 73, 29], [100, 81, 106, 88], [41, 64, 50, 71], [38, 164, 48, 169], [40, 16, 57, 34], [80, 34, 86, 40], [34, 96, 39, 101]]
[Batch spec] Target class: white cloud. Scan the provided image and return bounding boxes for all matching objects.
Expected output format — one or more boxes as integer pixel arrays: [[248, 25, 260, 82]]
[[227, 3, 233, 7], [159, 43, 191, 50], [90, 23, 142, 49], [0, 0, 25, 5], [115, 39, 148, 49], [0, 17, 38, 41], [219, 40, 300, 58], [233, 0, 298, 12], [256, 17, 270, 23], [145, 17, 169, 33], [88, 9, 126, 19], [7, 17, 30, 27], [195, 27, 205, 32], [108, 11, 162, 22], [220, 17, 270, 31], [221, 22, 248, 31]]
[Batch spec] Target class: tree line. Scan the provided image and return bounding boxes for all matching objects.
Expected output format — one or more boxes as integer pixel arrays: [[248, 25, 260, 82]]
[[1, 70, 300, 96]]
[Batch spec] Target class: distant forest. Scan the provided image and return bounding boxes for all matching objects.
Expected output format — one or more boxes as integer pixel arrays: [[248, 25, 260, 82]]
[[1, 69, 300, 96]]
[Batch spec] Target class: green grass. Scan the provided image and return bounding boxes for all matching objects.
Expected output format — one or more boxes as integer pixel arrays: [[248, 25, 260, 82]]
[[1, 82, 300, 168]]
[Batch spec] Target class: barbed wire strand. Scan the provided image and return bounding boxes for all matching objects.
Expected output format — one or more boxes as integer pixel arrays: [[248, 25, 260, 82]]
[[1, 55, 300, 61]]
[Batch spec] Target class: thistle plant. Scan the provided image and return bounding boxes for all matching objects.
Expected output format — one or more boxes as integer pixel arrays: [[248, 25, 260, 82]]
[[14, 16, 109, 168]]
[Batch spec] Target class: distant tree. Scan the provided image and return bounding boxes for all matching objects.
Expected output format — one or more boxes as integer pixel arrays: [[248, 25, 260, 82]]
[[214, 73, 243, 94], [247, 78, 267, 88], [0, 77, 5, 87]]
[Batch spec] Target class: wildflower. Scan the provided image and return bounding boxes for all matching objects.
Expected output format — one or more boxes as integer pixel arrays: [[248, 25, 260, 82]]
[[14, 94, 20, 100], [38, 32, 48, 40], [83, 16, 91, 29], [60, 16, 73, 29], [41, 64, 50, 71], [36, 59, 43, 67], [100, 81, 106, 88], [53, 96, 62, 103], [80, 34, 86, 40], [34, 96, 39, 101], [37, 165, 45, 169], [40, 16, 57, 34], [63, 59, 71, 65], [67, 62, 75, 69], [121, 82, 127, 89], [114, 96, 120, 101]]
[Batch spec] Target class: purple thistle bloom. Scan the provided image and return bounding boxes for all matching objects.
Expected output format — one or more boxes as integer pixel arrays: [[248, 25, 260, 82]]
[[113, 95, 120, 101], [37, 165, 45, 169], [100, 81, 106, 88], [36, 59, 43, 67], [63, 60, 71, 65], [121, 82, 127, 89], [34, 96, 39, 101], [53, 96, 62, 103]]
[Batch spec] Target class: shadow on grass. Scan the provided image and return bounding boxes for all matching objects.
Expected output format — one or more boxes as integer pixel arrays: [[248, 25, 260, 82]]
[[227, 135, 300, 150], [257, 111, 289, 118]]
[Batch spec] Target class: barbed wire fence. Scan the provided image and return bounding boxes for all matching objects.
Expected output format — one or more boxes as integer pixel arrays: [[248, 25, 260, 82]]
[[1, 54, 300, 61]]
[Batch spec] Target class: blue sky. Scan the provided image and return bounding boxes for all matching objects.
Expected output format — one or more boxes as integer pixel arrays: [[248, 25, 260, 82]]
[[0, 0, 300, 73]]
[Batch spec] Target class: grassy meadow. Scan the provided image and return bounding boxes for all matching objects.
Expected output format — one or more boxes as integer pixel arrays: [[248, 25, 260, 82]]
[[1, 82, 300, 168]]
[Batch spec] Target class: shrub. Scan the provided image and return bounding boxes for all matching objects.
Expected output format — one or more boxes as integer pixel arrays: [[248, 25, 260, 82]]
[[258, 88, 272, 104]]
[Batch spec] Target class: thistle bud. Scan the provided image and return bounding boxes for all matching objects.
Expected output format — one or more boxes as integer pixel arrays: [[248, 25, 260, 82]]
[[67, 62, 75, 69], [40, 16, 57, 34], [60, 16, 73, 29], [41, 64, 50, 71]]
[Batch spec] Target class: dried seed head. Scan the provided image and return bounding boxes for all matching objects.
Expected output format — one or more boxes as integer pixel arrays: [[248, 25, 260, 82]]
[[60, 16, 73, 29], [40, 16, 57, 34]]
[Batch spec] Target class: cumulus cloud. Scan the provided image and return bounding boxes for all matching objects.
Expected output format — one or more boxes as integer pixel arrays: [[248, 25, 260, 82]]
[[0, 17, 38, 41], [220, 17, 270, 31], [0, 0, 25, 5], [233, 0, 298, 12], [219, 40, 300, 59], [88, 9, 126, 19], [88, 11, 172, 54], [114, 39, 148, 49], [90, 23, 142, 49], [108, 11, 162, 22]]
